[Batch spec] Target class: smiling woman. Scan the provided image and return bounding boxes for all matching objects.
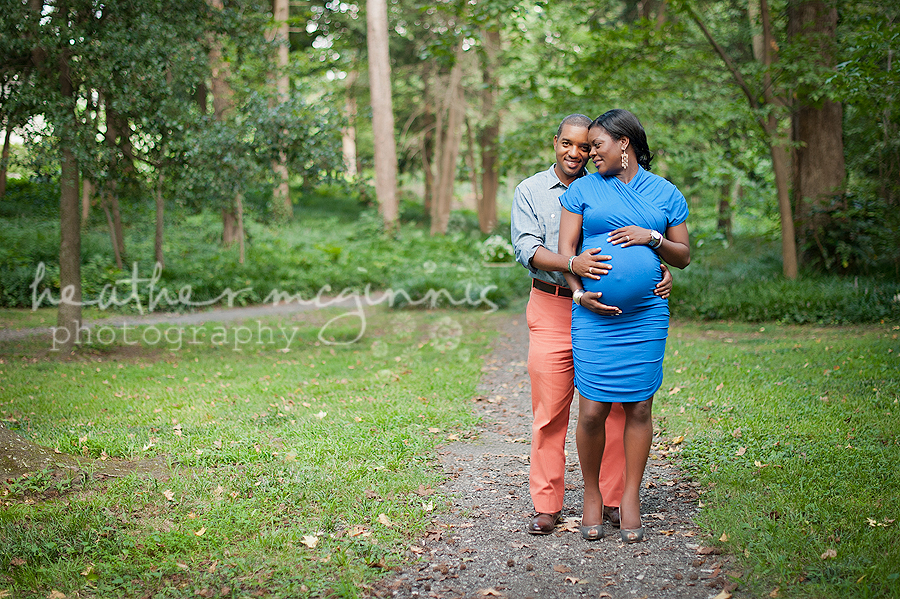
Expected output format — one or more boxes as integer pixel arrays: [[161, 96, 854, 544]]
[[559, 108, 691, 543]]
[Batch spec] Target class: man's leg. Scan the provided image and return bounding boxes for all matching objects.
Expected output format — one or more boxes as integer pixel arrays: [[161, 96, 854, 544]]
[[526, 288, 574, 531]]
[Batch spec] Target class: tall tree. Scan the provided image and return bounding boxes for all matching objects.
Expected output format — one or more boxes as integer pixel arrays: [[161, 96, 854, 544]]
[[269, 0, 292, 219], [684, 0, 799, 278], [366, 0, 399, 229], [787, 0, 845, 265]]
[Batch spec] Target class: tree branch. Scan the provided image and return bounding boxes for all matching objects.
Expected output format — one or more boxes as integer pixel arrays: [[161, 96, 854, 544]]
[[686, 5, 760, 111]]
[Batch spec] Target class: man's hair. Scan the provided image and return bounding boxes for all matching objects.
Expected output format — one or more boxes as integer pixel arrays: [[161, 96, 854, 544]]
[[556, 114, 592, 138]]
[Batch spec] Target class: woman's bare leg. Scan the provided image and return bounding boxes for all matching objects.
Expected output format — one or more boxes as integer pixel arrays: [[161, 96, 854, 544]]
[[576, 398, 611, 525], [620, 397, 654, 531]]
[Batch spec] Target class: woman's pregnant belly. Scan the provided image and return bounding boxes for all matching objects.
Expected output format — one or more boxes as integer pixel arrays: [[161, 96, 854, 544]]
[[581, 233, 663, 312]]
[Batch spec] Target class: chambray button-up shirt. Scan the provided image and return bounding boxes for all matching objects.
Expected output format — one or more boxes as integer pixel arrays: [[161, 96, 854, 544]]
[[510, 165, 585, 288]]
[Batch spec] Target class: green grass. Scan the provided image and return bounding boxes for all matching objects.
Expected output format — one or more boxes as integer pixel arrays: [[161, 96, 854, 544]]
[[656, 321, 900, 598], [0, 307, 494, 598]]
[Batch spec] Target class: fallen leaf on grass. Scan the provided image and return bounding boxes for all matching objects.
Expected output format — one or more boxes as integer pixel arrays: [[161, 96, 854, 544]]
[[347, 525, 369, 537], [716, 383, 725, 391], [735, 446, 747, 456], [47, 592, 66, 599], [712, 591, 732, 599], [301, 535, 319, 549], [553, 564, 572, 573], [377, 513, 394, 527], [671, 436, 684, 445], [668, 386, 681, 395], [821, 549, 837, 559], [769, 587, 779, 597], [194, 527, 206, 536], [0, 590, 10, 598], [428, 427, 441, 433], [719, 533, 728, 542], [162, 490, 176, 502], [315, 411, 327, 419], [9, 558, 25, 567]]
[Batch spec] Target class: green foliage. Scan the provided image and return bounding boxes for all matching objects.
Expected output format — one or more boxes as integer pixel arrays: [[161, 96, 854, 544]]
[[671, 237, 900, 324], [479, 235, 515, 263], [657, 322, 900, 598], [799, 191, 900, 275], [0, 179, 59, 219]]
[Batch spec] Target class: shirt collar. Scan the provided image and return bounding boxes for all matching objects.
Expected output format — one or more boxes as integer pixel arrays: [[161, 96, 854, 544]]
[[546, 164, 588, 190]]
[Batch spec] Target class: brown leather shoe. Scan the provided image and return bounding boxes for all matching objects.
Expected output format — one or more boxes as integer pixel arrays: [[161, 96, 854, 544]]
[[527, 511, 561, 535], [603, 506, 620, 528]]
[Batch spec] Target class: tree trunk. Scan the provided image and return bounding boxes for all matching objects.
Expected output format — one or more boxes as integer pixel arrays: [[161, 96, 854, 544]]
[[155, 169, 165, 269], [0, 125, 11, 199], [102, 193, 124, 270], [271, 0, 291, 218], [57, 50, 82, 354], [464, 116, 480, 210], [430, 43, 466, 236], [718, 181, 734, 244], [342, 70, 359, 178], [366, 0, 399, 229], [195, 82, 208, 115], [788, 0, 845, 263], [760, 0, 798, 278], [222, 208, 239, 246], [478, 27, 500, 234], [236, 192, 245, 264], [81, 178, 93, 224]]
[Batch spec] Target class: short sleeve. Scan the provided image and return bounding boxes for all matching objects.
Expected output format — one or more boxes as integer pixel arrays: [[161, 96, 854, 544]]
[[666, 186, 689, 228], [558, 181, 585, 215]]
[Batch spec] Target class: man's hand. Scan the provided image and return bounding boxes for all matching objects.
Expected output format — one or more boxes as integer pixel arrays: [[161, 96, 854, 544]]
[[654, 264, 673, 299], [571, 248, 612, 280], [580, 291, 621, 316]]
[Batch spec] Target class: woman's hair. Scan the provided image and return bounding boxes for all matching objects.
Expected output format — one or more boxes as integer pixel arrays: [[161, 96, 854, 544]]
[[590, 109, 653, 171]]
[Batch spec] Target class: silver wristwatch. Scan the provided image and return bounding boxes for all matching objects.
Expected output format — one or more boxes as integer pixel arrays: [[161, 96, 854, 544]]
[[649, 229, 663, 249]]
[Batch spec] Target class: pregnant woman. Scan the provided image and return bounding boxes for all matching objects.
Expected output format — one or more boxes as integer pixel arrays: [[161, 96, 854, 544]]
[[559, 109, 690, 542]]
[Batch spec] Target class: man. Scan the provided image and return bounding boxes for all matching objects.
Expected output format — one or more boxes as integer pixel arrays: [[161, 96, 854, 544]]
[[510, 114, 672, 534]]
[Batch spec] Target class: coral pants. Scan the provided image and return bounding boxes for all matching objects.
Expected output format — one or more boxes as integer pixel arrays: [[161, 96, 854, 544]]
[[526, 286, 626, 514]]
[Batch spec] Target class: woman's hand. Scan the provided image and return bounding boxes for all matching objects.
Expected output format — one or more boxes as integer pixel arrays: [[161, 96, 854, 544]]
[[580, 291, 622, 316], [572, 248, 612, 280], [607, 225, 653, 247]]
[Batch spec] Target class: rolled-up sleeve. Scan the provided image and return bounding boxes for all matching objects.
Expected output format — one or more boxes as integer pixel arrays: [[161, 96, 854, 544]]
[[510, 184, 543, 275]]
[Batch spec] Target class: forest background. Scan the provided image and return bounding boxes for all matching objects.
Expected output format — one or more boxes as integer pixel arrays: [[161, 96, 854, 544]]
[[1, 0, 899, 348], [1, 2, 899, 598]]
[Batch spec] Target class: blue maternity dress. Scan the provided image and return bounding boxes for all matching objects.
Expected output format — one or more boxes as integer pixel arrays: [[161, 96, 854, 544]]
[[559, 167, 688, 403]]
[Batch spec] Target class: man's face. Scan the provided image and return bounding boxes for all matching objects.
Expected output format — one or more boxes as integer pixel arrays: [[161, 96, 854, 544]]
[[553, 124, 590, 185]]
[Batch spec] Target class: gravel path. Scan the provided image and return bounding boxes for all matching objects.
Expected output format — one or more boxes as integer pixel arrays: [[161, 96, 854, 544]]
[[367, 315, 737, 599]]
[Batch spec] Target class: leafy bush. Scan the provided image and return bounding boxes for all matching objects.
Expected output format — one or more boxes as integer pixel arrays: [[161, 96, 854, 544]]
[[2, 187, 897, 323], [671, 237, 900, 324], [480, 235, 515, 263], [0, 178, 59, 219]]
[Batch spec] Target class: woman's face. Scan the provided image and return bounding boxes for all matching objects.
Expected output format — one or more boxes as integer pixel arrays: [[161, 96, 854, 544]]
[[588, 126, 624, 176]]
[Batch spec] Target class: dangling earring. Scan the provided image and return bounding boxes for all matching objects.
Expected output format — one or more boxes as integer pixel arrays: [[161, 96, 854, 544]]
[[621, 150, 629, 170]]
